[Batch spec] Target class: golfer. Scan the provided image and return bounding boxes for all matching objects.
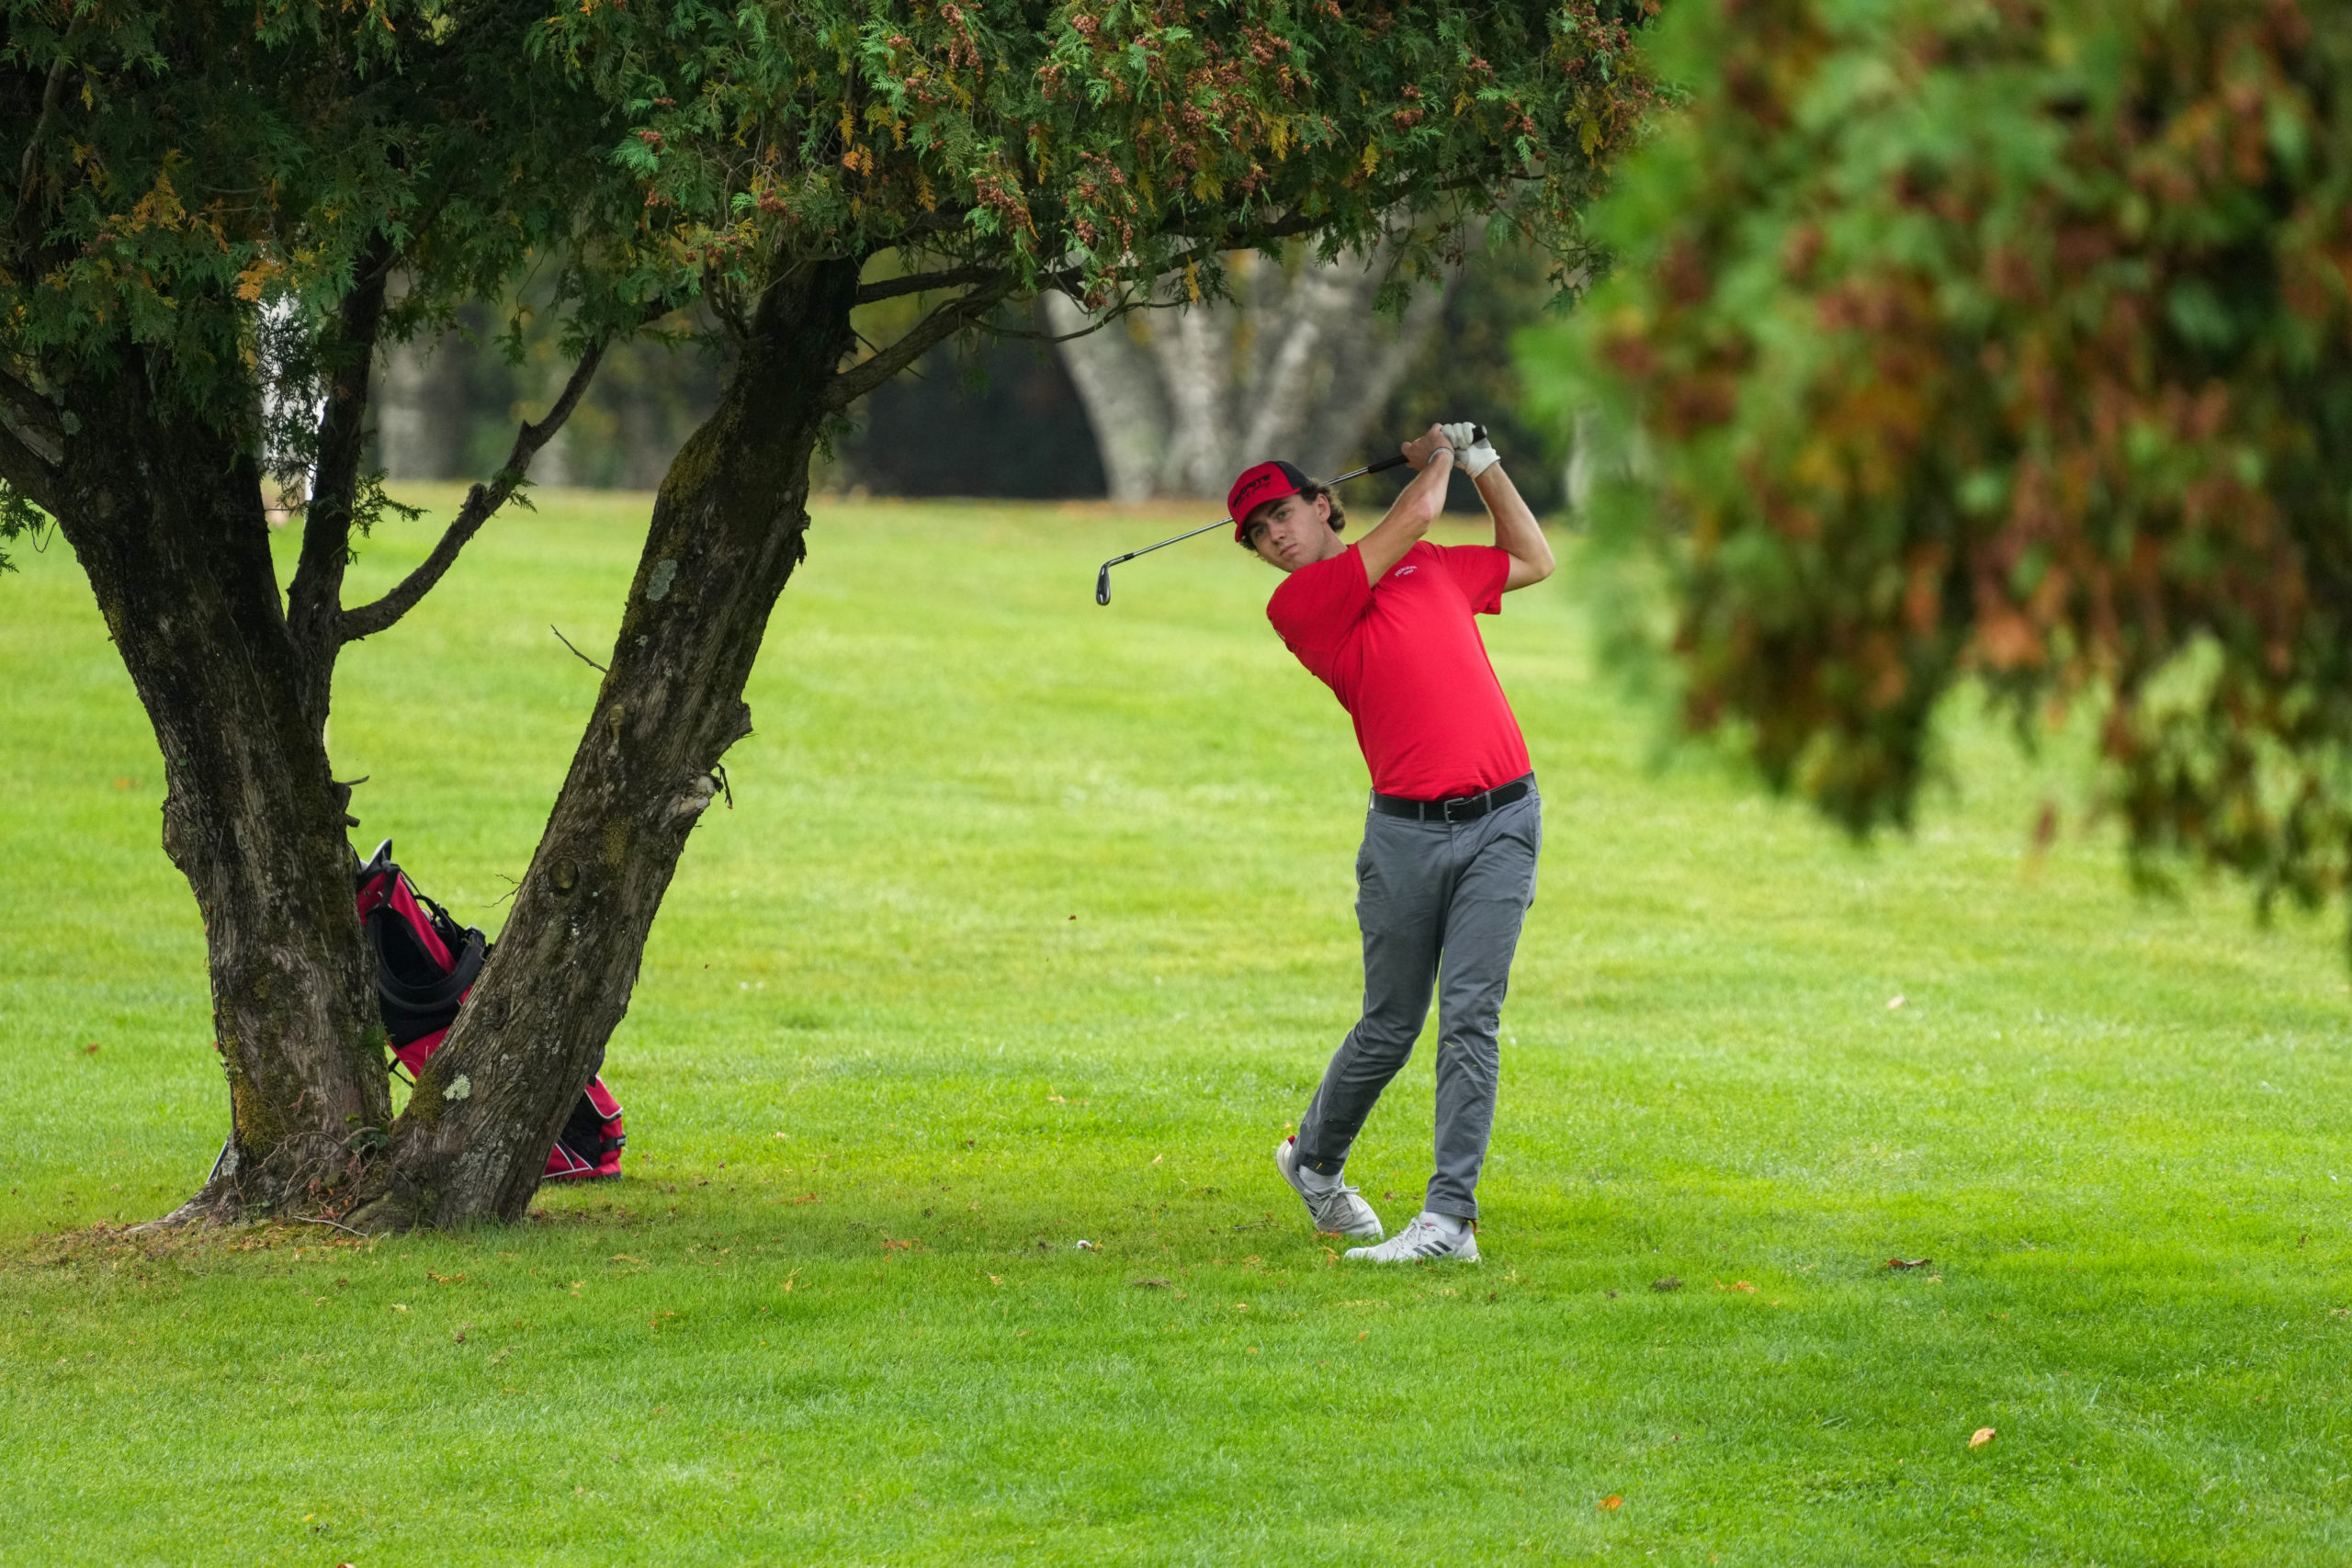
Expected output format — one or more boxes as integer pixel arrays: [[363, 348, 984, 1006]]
[[1243, 422, 1551, 1263]]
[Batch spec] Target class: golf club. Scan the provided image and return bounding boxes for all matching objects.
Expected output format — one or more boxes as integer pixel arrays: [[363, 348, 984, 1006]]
[[1092, 426, 1486, 605]]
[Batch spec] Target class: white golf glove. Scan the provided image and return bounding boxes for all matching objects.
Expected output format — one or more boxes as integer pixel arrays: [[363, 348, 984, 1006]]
[[1442, 421, 1500, 479]]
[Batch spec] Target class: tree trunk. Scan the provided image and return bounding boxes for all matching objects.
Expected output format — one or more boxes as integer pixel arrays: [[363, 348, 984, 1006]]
[[374, 333, 475, 481], [1046, 240, 1460, 497], [51, 368, 390, 1224], [348, 256, 865, 1230], [1048, 312, 1171, 502]]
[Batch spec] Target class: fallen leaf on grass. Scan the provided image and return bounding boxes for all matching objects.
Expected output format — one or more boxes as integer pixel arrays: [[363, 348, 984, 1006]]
[[1886, 995, 1905, 1010], [791, 1193, 820, 1204], [881, 1238, 913, 1251], [1969, 1427, 1996, 1450], [1652, 1277, 1682, 1292], [80, 1043, 100, 1055], [390, 1303, 408, 1312], [987, 1274, 1002, 1286], [1714, 1280, 1758, 1293], [610, 1254, 645, 1265], [1599, 1495, 1623, 1512], [1886, 1258, 1932, 1270], [428, 1271, 465, 1284]]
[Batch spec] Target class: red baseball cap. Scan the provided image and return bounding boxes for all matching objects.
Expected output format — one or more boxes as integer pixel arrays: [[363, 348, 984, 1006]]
[[1227, 459, 1311, 541]]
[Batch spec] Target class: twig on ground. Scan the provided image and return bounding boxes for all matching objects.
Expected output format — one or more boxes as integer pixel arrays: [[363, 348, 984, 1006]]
[[283, 1214, 373, 1238]]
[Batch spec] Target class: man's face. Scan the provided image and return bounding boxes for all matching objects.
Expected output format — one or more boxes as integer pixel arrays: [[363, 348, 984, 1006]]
[[1244, 491, 1338, 572]]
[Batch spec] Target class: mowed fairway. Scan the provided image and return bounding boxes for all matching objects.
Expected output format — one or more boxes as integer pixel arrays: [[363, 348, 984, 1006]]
[[3, 489, 2349, 1566]]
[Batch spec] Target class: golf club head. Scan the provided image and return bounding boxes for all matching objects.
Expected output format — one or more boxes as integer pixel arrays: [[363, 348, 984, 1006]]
[[1094, 564, 1113, 605]]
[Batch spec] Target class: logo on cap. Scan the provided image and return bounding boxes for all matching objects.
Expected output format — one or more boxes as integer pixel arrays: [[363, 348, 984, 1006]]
[[1227, 460, 1310, 541]]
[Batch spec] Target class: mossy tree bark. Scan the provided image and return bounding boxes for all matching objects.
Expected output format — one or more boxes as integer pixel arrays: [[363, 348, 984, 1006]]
[[0, 265, 608, 1229], [40, 358, 391, 1224], [6, 240, 990, 1234], [348, 257, 873, 1228]]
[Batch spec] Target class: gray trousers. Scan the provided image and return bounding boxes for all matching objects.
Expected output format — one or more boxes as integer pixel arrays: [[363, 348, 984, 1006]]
[[1294, 784, 1541, 1221]]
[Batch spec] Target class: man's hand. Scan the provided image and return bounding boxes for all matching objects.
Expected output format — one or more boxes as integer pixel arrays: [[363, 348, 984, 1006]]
[[1400, 423, 1453, 471], [1442, 421, 1501, 479]]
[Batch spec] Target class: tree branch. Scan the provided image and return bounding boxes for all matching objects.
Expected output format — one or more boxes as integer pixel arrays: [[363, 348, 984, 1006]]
[[549, 623, 608, 674], [287, 236, 394, 701], [13, 54, 70, 237], [826, 273, 1017, 408], [823, 194, 1459, 406], [0, 366, 64, 510], [338, 336, 609, 645], [855, 261, 1001, 305]]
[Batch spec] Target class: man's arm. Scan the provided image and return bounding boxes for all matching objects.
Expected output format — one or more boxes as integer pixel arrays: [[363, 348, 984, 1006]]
[[1444, 423, 1553, 591], [1354, 423, 1455, 585], [1481, 462, 1553, 592]]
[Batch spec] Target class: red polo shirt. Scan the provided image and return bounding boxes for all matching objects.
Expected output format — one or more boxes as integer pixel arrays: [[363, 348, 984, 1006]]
[[1266, 540, 1530, 800]]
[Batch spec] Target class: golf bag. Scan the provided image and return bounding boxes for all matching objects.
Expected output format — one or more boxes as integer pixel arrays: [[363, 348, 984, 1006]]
[[355, 840, 625, 1180]]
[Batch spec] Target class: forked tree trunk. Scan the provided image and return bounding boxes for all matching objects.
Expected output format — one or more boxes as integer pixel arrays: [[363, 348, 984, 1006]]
[[51, 367, 390, 1223], [347, 257, 865, 1229]]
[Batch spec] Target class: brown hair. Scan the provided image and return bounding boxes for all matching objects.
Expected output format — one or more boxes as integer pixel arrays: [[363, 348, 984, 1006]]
[[1236, 481, 1347, 552]]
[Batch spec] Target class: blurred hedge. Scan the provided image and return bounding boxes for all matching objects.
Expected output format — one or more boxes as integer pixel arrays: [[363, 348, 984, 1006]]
[[1526, 0, 2352, 929]]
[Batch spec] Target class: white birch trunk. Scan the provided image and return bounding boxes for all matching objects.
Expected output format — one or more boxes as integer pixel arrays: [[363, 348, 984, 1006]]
[[1051, 237, 1459, 499]]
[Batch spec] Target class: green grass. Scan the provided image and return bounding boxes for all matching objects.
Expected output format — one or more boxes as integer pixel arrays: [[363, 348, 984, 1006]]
[[3, 490, 2349, 1565]]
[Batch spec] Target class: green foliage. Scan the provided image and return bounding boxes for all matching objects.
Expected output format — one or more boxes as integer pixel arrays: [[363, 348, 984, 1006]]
[[0, 3, 639, 496], [1523, 0, 2352, 932], [544, 1, 1661, 332], [3, 1, 1662, 545], [0, 481, 47, 572]]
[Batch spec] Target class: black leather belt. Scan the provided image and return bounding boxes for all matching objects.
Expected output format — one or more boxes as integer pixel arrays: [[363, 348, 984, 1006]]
[[1371, 773, 1533, 824]]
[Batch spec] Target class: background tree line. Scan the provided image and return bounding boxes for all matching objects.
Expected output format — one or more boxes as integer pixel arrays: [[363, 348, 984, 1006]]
[[369, 234, 1572, 514]]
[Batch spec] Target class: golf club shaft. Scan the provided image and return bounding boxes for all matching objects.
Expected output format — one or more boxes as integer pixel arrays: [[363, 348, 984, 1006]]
[[1102, 454, 1410, 570], [1098, 514, 1238, 573], [1093, 445, 1445, 605]]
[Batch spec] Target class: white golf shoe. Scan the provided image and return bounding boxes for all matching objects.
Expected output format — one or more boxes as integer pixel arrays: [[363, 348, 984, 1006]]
[[1274, 1136, 1384, 1240], [1344, 1210, 1479, 1264]]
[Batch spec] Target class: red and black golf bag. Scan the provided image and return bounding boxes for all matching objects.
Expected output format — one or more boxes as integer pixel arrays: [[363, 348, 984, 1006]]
[[354, 840, 624, 1180]]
